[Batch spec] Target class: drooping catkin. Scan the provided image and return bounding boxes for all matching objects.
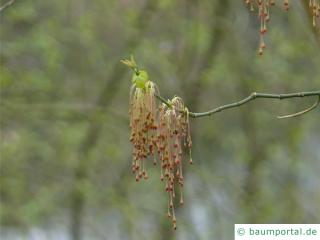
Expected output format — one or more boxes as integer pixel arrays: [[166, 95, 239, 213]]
[[244, 0, 320, 55], [129, 83, 192, 229]]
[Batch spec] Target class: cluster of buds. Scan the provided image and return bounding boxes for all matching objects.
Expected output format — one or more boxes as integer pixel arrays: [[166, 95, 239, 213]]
[[310, 0, 320, 27], [158, 97, 192, 229], [244, 0, 319, 55], [123, 56, 193, 230]]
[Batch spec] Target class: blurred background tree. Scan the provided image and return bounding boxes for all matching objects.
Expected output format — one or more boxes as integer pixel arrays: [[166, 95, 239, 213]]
[[0, 0, 319, 240]]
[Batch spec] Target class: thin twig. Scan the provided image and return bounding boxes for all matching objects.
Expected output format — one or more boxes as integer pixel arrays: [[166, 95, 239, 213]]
[[156, 91, 320, 119], [0, 0, 15, 12], [277, 95, 320, 119], [155, 94, 172, 108]]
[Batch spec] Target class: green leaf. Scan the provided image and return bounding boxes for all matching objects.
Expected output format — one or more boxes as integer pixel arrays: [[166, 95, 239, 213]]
[[132, 70, 149, 88]]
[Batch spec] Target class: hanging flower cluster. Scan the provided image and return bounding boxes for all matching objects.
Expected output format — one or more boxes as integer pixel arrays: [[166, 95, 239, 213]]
[[158, 97, 192, 229], [122, 56, 193, 230], [244, 0, 320, 55], [244, 0, 286, 55], [129, 78, 159, 181]]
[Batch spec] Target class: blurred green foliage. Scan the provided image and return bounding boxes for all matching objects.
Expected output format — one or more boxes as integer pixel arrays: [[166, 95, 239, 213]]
[[0, 0, 319, 240]]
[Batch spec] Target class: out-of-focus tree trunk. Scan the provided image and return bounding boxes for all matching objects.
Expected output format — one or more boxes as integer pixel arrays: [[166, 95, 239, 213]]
[[239, 88, 267, 222], [281, 122, 304, 222], [227, 24, 267, 221], [182, 1, 230, 111], [159, 0, 230, 238], [69, 2, 158, 240]]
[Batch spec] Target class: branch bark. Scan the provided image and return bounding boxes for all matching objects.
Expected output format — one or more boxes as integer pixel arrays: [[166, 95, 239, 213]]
[[156, 91, 320, 118], [0, 0, 14, 12]]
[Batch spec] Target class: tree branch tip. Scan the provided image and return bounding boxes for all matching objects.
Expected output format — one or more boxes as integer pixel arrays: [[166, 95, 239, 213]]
[[0, 0, 15, 12], [168, 91, 319, 119], [277, 95, 320, 119]]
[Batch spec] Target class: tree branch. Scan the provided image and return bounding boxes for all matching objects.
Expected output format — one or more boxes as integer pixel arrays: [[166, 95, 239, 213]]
[[277, 95, 320, 119], [0, 0, 15, 12], [156, 91, 320, 119]]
